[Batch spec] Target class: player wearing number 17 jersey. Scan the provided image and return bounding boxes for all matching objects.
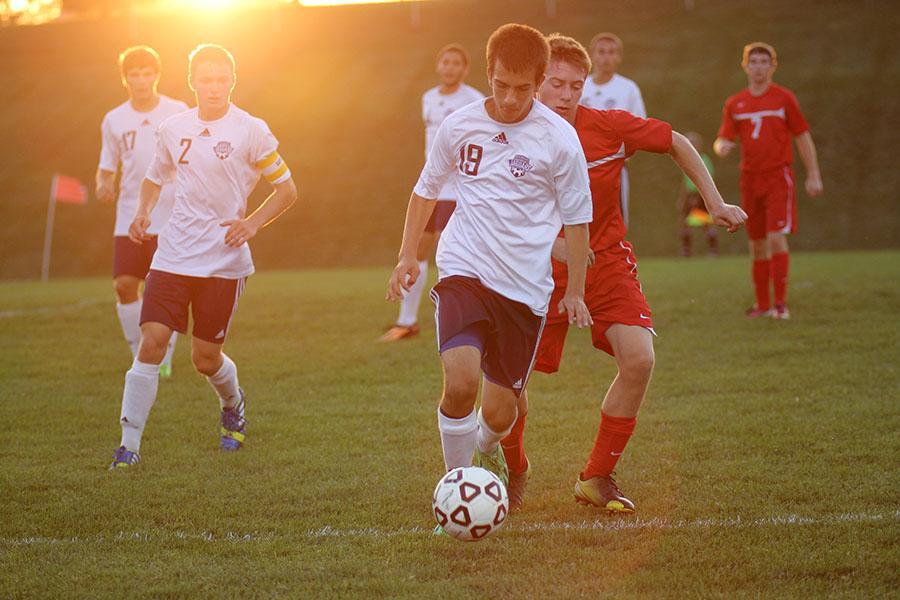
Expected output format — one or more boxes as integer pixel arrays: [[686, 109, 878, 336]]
[[386, 24, 593, 506], [108, 44, 297, 469], [97, 46, 188, 378], [714, 42, 824, 320]]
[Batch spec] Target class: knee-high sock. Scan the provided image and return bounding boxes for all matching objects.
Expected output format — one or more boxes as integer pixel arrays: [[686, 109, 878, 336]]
[[116, 300, 142, 358], [161, 332, 177, 370], [582, 412, 637, 480], [207, 354, 241, 410], [438, 408, 477, 471], [771, 252, 790, 306], [752, 259, 771, 310], [397, 260, 428, 327], [119, 359, 160, 451], [477, 408, 514, 454], [501, 408, 528, 475]]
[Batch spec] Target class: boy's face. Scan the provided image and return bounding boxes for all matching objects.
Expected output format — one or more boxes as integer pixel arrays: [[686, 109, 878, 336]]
[[538, 59, 588, 124], [190, 62, 235, 112], [743, 52, 775, 85], [123, 66, 159, 101], [590, 39, 621, 76], [488, 59, 541, 124], [437, 51, 468, 87]]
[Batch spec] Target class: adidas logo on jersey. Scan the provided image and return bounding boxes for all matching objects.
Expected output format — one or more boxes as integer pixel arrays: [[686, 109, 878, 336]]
[[141, 119, 151, 126], [491, 132, 509, 144], [199, 128, 211, 137]]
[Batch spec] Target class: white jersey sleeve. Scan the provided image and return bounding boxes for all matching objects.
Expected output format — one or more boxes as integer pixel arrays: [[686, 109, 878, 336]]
[[145, 122, 177, 187], [98, 115, 120, 173], [414, 115, 457, 200], [629, 81, 647, 118], [552, 132, 593, 225]]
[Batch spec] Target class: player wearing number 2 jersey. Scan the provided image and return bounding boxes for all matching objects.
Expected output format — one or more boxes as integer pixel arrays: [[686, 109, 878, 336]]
[[108, 44, 297, 469], [714, 42, 824, 320], [97, 46, 188, 378], [386, 25, 593, 515]]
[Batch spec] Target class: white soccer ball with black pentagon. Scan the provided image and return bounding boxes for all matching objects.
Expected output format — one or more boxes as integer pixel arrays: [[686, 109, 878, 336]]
[[432, 466, 509, 541]]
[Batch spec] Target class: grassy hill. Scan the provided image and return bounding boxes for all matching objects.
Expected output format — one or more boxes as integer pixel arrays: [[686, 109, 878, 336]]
[[0, 0, 897, 279]]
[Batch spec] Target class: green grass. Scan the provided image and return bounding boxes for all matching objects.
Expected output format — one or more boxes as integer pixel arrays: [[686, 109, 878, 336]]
[[1, 250, 898, 598]]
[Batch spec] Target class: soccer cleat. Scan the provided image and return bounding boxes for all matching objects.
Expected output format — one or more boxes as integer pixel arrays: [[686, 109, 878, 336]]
[[473, 445, 509, 487], [159, 364, 172, 379], [507, 458, 531, 512], [220, 389, 247, 451], [573, 473, 635, 514], [108, 445, 140, 470], [772, 304, 791, 320], [745, 305, 774, 319], [377, 324, 420, 342]]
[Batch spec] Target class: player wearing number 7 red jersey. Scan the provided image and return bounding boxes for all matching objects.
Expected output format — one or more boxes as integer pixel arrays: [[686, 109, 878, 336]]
[[714, 42, 824, 320], [107, 44, 297, 469]]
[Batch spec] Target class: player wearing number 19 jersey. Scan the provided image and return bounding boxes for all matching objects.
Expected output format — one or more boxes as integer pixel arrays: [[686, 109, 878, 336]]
[[714, 42, 824, 320], [108, 44, 297, 469], [97, 46, 188, 377]]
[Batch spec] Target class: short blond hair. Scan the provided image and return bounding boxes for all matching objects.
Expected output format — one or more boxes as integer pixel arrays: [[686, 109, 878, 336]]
[[546, 33, 591, 77], [742, 42, 777, 67], [588, 32, 623, 54], [188, 43, 235, 79]]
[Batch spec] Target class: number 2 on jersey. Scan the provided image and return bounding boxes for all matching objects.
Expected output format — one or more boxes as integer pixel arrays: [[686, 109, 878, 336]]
[[459, 143, 483, 176], [122, 131, 136, 151], [178, 138, 192, 164]]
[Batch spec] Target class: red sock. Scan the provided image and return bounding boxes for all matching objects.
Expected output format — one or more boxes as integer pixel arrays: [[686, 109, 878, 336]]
[[771, 252, 790, 306], [581, 412, 637, 480], [752, 259, 771, 310], [500, 410, 528, 475]]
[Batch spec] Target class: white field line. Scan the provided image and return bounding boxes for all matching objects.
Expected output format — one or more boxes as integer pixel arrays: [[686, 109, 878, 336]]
[[2, 510, 897, 547], [0, 299, 105, 320]]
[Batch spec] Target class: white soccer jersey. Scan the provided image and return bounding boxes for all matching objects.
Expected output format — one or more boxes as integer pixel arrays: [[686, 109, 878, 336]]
[[579, 73, 646, 117], [145, 104, 290, 279], [99, 95, 189, 236], [414, 100, 593, 316], [422, 84, 485, 200]]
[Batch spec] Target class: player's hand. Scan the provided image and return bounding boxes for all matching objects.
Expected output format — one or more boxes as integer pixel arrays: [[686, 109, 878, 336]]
[[220, 218, 259, 247], [551, 238, 595, 267], [386, 255, 419, 301], [805, 173, 824, 197], [96, 182, 116, 204], [713, 138, 735, 158], [710, 203, 748, 233], [128, 215, 152, 244], [558, 292, 593, 329]]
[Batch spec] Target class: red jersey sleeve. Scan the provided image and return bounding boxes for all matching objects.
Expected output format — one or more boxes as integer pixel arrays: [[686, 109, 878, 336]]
[[784, 89, 810, 136], [717, 98, 737, 141], [607, 110, 673, 157]]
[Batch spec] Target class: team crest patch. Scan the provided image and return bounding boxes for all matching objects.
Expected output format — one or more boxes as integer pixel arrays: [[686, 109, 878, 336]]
[[508, 154, 533, 178], [213, 141, 234, 160]]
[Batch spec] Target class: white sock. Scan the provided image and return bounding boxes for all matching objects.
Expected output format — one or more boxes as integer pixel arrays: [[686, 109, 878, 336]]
[[208, 354, 241, 410], [119, 359, 160, 451], [161, 332, 177, 370], [438, 408, 477, 471], [397, 260, 429, 327], [477, 408, 515, 454], [116, 300, 142, 358]]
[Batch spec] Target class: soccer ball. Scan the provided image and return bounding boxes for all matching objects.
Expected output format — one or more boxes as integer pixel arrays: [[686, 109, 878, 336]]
[[432, 466, 509, 541]]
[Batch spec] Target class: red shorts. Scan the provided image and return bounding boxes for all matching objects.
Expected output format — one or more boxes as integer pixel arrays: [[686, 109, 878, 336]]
[[741, 166, 797, 241], [140, 270, 247, 344], [113, 236, 157, 279], [535, 241, 654, 373]]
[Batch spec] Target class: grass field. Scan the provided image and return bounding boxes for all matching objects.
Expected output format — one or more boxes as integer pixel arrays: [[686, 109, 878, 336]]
[[2, 251, 899, 598]]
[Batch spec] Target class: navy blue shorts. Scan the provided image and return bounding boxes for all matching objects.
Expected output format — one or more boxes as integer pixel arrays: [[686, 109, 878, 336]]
[[430, 276, 545, 397], [140, 270, 246, 344], [113, 236, 158, 279], [425, 201, 456, 233]]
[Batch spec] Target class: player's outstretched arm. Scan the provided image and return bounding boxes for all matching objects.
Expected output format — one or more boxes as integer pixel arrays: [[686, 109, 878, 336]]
[[221, 178, 298, 248], [558, 223, 593, 328], [130, 178, 161, 244], [386, 192, 433, 302], [795, 131, 823, 197], [96, 168, 116, 204], [670, 131, 746, 233]]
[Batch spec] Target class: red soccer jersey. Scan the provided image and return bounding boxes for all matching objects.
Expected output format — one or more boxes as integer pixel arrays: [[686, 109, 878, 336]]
[[573, 107, 673, 251], [717, 83, 809, 173]]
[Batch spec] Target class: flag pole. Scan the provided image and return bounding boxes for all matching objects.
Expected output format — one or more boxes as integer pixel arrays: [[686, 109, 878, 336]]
[[41, 176, 58, 283]]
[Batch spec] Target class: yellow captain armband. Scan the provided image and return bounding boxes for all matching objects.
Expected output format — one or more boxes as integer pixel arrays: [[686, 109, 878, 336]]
[[256, 151, 292, 185]]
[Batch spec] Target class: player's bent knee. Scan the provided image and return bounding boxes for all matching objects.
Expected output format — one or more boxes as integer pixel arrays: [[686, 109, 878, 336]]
[[113, 277, 140, 304], [620, 349, 655, 383], [441, 377, 479, 414], [191, 351, 222, 376], [137, 337, 167, 364]]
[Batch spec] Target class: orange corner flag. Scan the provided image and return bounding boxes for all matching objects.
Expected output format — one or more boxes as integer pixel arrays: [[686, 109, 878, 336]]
[[52, 173, 88, 205]]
